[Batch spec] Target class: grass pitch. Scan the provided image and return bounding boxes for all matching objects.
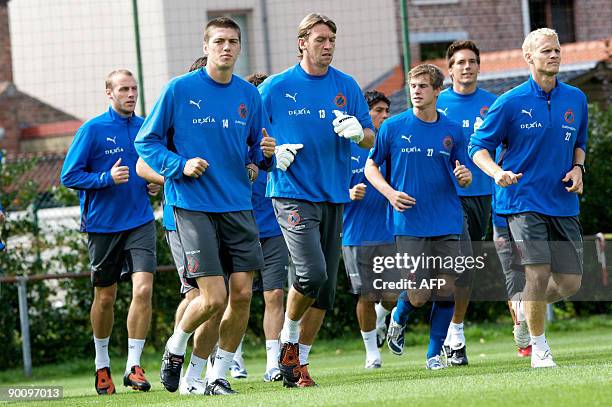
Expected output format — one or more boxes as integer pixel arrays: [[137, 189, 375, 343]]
[[2, 321, 612, 406]]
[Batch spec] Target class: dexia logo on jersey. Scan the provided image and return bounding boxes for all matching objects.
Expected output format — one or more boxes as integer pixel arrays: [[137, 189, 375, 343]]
[[105, 147, 124, 155], [288, 108, 311, 116], [520, 121, 543, 130], [401, 146, 421, 154], [192, 116, 216, 124]]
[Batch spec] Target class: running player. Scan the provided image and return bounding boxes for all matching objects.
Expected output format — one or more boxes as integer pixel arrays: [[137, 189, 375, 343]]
[[365, 64, 472, 370], [470, 28, 587, 368], [342, 90, 395, 369], [135, 17, 276, 395], [259, 13, 375, 387], [61, 69, 157, 395], [436, 40, 497, 365]]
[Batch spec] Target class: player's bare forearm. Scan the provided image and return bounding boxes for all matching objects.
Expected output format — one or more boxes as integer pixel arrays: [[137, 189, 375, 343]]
[[364, 159, 393, 198], [573, 147, 585, 165], [136, 157, 165, 185], [472, 149, 502, 179], [358, 128, 375, 149]]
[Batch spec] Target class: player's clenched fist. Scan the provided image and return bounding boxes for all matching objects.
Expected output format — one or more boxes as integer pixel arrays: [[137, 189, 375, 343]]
[[454, 160, 472, 187], [333, 110, 364, 144], [110, 158, 130, 184], [260, 128, 276, 158], [349, 183, 367, 201], [494, 169, 522, 187], [275, 143, 303, 172], [385, 190, 416, 212], [183, 157, 209, 178]]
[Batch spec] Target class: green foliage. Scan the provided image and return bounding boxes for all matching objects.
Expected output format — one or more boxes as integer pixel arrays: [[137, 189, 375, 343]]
[[581, 103, 612, 234]]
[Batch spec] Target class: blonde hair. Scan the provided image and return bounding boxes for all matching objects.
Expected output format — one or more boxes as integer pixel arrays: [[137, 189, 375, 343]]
[[522, 28, 559, 57], [297, 13, 336, 57], [105, 69, 134, 90]]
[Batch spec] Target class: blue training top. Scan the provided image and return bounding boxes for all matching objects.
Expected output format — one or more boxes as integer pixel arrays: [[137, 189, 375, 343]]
[[259, 64, 374, 204], [469, 77, 588, 217], [343, 142, 393, 246], [437, 87, 497, 196], [61, 106, 154, 233], [134, 68, 273, 213], [369, 109, 467, 237]]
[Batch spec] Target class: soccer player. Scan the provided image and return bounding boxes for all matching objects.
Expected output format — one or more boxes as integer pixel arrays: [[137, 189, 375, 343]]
[[342, 90, 395, 369], [135, 17, 276, 395], [365, 64, 472, 370], [259, 13, 375, 387], [436, 40, 497, 366], [61, 69, 157, 395], [469, 28, 587, 368]]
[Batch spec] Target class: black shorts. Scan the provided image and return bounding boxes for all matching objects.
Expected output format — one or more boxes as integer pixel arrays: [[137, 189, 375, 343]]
[[456, 195, 492, 288], [88, 221, 157, 287], [507, 212, 583, 274], [253, 235, 289, 292], [174, 208, 264, 285]]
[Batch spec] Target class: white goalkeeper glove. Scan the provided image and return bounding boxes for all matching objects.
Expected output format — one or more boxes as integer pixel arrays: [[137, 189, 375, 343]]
[[275, 143, 303, 171], [333, 110, 364, 144], [473, 116, 484, 133]]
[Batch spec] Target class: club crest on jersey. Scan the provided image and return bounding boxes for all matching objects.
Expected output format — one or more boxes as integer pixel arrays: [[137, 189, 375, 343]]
[[238, 103, 248, 119], [443, 136, 453, 151], [564, 108, 575, 124], [334, 92, 347, 108], [479, 105, 489, 117]]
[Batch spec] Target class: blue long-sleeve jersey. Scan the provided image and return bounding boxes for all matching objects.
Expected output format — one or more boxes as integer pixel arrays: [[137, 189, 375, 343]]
[[259, 64, 374, 203], [61, 107, 154, 233], [135, 68, 273, 213], [469, 77, 588, 217], [437, 87, 497, 196]]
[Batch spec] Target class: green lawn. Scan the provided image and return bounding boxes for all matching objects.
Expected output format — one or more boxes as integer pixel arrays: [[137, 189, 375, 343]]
[[3, 323, 612, 406]]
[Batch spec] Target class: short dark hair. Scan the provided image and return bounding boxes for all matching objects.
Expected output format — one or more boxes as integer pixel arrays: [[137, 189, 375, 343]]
[[446, 40, 481, 68], [188, 56, 207, 72], [409, 64, 445, 90], [364, 90, 390, 110], [204, 17, 241, 43], [245, 72, 268, 87]]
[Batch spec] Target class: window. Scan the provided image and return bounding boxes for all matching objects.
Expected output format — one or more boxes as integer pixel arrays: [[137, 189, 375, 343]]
[[207, 11, 252, 78], [420, 41, 453, 61], [529, 0, 575, 43]]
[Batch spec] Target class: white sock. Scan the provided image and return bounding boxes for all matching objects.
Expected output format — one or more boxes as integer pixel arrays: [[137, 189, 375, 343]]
[[265, 339, 280, 371], [125, 338, 145, 373], [531, 333, 549, 351], [443, 329, 451, 347], [210, 348, 234, 381], [298, 343, 311, 366], [166, 328, 192, 356], [185, 353, 207, 380], [375, 303, 391, 327], [361, 329, 381, 362], [449, 322, 465, 349], [94, 336, 110, 370], [280, 314, 300, 344], [512, 295, 525, 322]]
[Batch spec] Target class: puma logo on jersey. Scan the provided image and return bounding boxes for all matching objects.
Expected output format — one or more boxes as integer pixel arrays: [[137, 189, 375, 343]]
[[106, 136, 117, 144], [285, 93, 298, 102], [401, 135, 412, 143], [189, 99, 202, 109], [437, 107, 448, 116], [351, 156, 360, 163], [521, 108, 533, 118]]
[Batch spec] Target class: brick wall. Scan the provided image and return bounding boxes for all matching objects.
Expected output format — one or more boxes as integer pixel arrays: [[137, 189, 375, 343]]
[[574, 0, 612, 42]]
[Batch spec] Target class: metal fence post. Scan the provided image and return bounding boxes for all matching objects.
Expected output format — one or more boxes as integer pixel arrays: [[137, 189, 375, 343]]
[[16, 276, 32, 377], [546, 303, 554, 322]]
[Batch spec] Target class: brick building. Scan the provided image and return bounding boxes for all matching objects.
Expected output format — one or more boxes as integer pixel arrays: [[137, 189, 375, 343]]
[[400, 0, 611, 63]]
